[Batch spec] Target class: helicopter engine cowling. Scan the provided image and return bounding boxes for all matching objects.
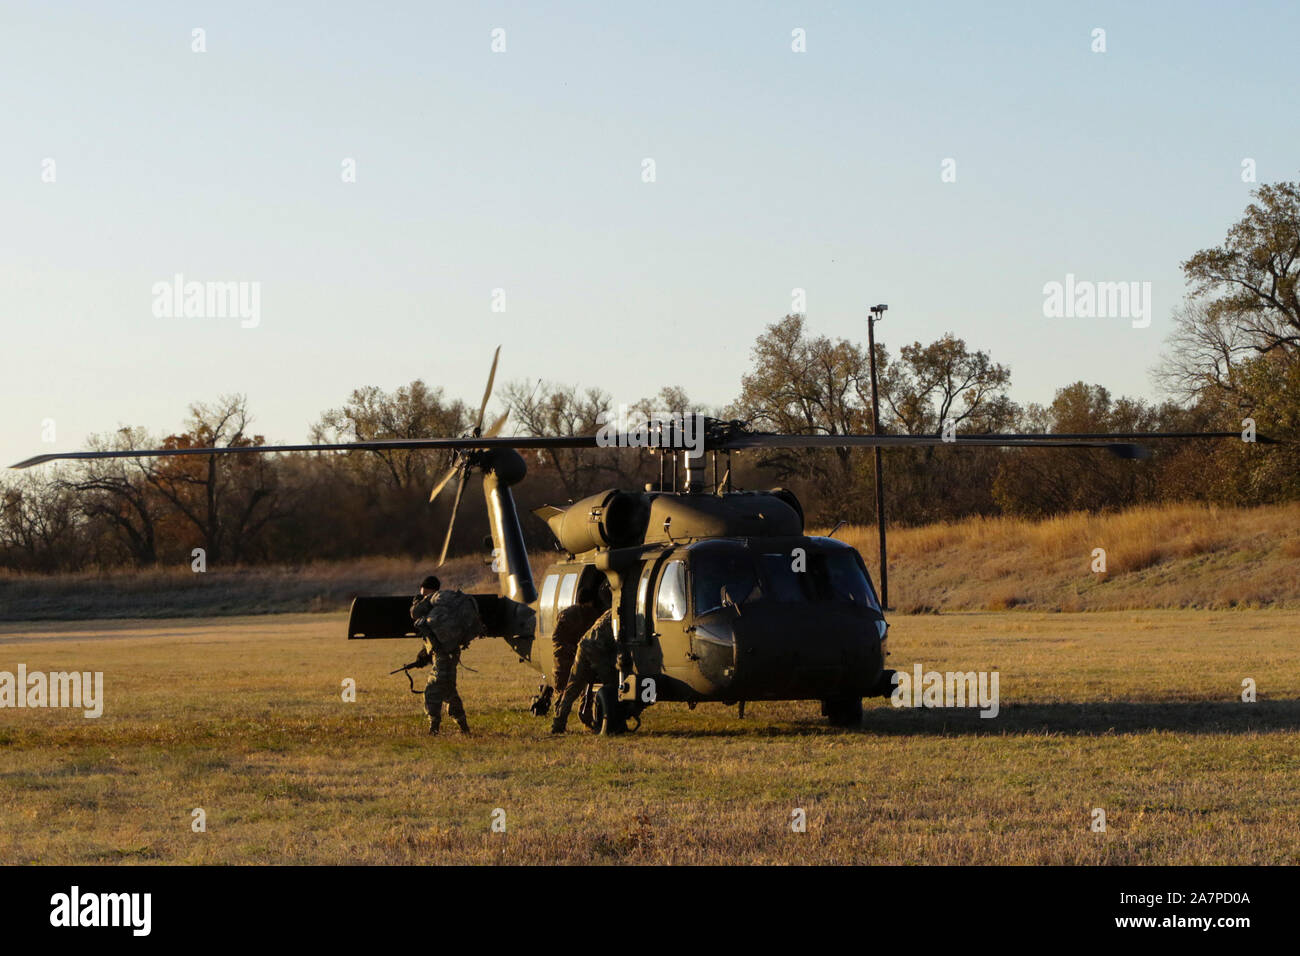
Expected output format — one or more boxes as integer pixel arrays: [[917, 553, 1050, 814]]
[[543, 490, 651, 555]]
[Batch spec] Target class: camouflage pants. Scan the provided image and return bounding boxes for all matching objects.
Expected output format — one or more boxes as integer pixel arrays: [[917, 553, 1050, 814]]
[[553, 644, 617, 730], [552, 637, 579, 695], [423, 650, 464, 730]]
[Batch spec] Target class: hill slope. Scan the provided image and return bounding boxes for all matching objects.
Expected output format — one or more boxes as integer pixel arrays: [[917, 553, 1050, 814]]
[[832, 502, 1300, 612]]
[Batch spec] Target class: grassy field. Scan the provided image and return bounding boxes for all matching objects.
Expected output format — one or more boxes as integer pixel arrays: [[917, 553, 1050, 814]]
[[2, 609, 1298, 865]]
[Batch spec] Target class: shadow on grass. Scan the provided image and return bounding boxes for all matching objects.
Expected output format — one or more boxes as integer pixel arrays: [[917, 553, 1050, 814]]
[[648, 699, 1300, 738]]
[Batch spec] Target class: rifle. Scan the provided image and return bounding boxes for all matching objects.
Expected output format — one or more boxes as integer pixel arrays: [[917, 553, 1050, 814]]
[[390, 652, 430, 694]]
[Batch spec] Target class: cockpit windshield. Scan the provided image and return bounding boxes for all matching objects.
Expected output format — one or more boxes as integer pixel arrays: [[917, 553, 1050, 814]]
[[758, 550, 881, 610], [693, 546, 881, 614]]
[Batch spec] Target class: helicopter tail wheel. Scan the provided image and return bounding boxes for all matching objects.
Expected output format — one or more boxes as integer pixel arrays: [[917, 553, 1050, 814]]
[[822, 696, 864, 728]]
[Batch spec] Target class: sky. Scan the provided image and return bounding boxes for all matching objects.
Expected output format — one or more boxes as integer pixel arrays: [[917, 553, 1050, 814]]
[[3, 0, 1298, 468]]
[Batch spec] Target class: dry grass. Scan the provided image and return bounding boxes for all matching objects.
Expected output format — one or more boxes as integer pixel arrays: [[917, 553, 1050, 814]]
[[2, 610, 1298, 865], [4, 501, 1298, 621], [825, 501, 1300, 612], [0, 553, 556, 621]]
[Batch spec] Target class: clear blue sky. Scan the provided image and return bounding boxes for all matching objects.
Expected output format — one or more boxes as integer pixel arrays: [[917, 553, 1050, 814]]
[[3, 0, 1297, 466]]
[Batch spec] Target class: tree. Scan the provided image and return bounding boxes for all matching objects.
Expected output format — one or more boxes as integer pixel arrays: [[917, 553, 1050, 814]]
[[312, 380, 469, 492], [0, 471, 81, 571], [875, 333, 1016, 524], [880, 333, 1013, 436], [66, 427, 165, 566], [733, 315, 871, 489], [1155, 298, 1257, 405], [502, 380, 616, 499], [1181, 178, 1300, 360], [141, 396, 283, 564], [1158, 177, 1300, 505], [992, 383, 1162, 517]]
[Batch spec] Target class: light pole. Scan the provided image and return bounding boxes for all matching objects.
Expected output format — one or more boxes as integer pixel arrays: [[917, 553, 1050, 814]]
[[868, 303, 888, 609]]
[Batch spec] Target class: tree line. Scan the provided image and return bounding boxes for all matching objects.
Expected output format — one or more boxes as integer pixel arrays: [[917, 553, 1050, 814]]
[[4, 178, 1297, 572]]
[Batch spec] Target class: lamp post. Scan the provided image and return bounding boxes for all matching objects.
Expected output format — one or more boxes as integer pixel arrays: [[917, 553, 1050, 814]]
[[868, 303, 888, 609]]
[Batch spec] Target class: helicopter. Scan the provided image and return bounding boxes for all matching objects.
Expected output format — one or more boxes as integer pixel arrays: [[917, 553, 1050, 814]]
[[11, 347, 1274, 734]]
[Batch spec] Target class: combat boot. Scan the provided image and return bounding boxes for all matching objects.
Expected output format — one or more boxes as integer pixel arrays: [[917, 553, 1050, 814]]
[[455, 715, 471, 735], [550, 716, 566, 734]]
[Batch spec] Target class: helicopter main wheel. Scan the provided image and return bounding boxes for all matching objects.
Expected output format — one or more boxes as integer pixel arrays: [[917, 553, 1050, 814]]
[[592, 686, 629, 736], [822, 695, 864, 728]]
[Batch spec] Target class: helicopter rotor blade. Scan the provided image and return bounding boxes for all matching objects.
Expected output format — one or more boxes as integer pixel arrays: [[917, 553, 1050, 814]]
[[438, 468, 470, 567], [428, 461, 462, 503], [720, 433, 1154, 459], [475, 346, 501, 433], [9, 434, 604, 470], [11, 424, 1279, 471], [483, 408, 509, 439]]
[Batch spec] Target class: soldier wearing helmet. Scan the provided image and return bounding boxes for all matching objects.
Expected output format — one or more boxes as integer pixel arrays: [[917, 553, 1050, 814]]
[[410, 574, 482, 735]]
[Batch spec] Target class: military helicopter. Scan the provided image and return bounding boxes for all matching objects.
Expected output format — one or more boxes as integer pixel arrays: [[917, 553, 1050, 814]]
[[11, 347, 1272, 734]]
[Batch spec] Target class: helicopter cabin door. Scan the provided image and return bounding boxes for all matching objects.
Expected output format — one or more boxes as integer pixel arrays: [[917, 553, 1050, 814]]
[[650, 555, 704, 692]]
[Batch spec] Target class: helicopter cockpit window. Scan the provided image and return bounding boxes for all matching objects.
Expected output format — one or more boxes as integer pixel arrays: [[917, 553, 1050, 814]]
[[693, 552, 760, 615], [655, 560, 687, 622], [758, 553, 807, 603], [820, 552, 878, 608], [757, 550, 880, 610]]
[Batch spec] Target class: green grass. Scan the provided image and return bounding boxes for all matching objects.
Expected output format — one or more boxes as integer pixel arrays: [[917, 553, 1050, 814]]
[[1, 610, 1298, 864]]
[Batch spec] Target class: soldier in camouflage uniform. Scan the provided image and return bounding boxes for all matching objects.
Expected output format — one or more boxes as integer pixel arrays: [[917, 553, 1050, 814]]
[[410, 575, 482, 735], [551, 608, 619, 734], [550, 585, 603, 698]]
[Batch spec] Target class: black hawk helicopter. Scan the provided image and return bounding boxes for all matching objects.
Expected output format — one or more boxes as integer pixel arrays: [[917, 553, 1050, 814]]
[[11, 347, 1272, 734]]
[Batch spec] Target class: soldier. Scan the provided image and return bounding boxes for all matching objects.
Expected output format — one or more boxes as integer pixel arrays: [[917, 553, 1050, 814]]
[[410, 574, 482, 735], [551, 607, 622, 734], [550, 584, 603, 700]]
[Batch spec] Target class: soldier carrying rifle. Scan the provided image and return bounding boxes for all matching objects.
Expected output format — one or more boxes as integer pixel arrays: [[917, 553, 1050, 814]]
[[403, 574, 482, 736]]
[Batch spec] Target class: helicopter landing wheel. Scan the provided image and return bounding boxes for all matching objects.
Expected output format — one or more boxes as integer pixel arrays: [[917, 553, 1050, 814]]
[[592, 686, 629, 736], [822, 695, 864, 728]]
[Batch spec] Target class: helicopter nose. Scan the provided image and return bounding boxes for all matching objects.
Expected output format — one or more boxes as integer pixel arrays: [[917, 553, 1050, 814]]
[[729, 605, 887, 701]]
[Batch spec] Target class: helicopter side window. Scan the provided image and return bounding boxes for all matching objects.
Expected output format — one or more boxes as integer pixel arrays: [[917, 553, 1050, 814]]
[[635, 562, 655, 642], [655, 560, 687, 622], [539, 573, 560, 635], [557, 572, 579, 611], [694, 552, 760, 615]]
